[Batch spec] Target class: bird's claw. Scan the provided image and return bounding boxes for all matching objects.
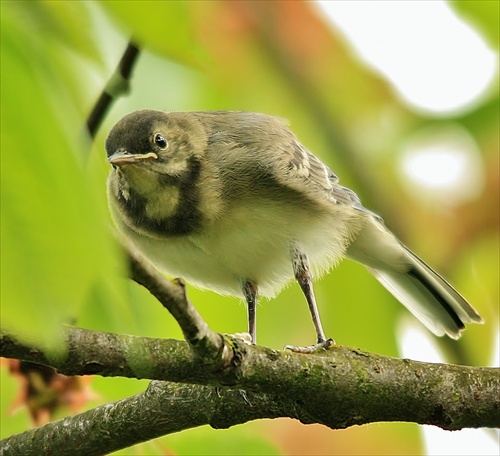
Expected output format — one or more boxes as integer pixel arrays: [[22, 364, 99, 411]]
[[284, 338, 334, 354]]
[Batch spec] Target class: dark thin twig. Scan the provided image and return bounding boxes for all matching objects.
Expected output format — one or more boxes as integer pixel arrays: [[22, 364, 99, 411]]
[[86, 40, 141, 139]]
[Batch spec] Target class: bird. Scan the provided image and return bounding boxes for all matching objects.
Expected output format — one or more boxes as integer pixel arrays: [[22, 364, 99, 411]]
[[105, 109, 483, 352]]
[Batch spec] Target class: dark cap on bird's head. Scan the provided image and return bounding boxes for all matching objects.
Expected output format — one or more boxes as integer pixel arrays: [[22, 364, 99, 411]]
[[105, 109, 215, 170], [105, 110, 172, 165]]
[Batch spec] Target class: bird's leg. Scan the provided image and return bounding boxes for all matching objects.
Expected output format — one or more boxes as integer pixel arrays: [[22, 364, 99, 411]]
[[292, 248, 327, 343], [285, 248, 334, 353], [242, 280, 258, 344]]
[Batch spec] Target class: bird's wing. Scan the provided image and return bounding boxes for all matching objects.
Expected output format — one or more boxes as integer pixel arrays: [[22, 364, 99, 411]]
[[278, 137, 380, 219]]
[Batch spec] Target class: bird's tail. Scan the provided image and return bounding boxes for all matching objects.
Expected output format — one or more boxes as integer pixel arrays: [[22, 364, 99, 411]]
[[346, 218, 483, 338]]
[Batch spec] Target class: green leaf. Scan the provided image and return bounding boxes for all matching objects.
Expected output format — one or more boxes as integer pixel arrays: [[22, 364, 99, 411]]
[[0, 2, 129, 355], [101, 1, 207, 66]]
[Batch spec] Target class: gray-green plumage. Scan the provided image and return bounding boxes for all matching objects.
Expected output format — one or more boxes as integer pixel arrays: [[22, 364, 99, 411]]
[[106, 109, 483, 348]]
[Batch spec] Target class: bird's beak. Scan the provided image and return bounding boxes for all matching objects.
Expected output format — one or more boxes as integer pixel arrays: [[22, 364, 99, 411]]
[[108, 151, 158, 166]]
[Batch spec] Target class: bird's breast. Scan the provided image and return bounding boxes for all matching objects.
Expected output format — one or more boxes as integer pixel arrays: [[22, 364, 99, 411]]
[[114, 196, 360, 298]]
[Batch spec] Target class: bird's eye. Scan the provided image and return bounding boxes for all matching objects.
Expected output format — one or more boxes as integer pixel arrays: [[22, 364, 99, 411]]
[[154, 134, 168, 149]]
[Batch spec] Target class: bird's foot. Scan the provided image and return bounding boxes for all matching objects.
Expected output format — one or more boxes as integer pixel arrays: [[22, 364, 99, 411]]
[[284, 338, 334, 354]]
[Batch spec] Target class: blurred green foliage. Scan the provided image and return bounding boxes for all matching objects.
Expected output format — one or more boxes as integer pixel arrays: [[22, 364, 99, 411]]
[[1, 1, 498, 455], [1, 1, 131, 354], [451, 0, 500, 48]]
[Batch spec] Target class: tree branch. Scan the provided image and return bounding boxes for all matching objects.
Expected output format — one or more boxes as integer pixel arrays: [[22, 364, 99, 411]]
[[2, 327, 498, 438], [2, 250, 497, 453], [0, 381, 298, 456]]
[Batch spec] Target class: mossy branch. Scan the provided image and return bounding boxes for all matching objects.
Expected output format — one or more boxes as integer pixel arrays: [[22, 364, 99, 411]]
[[1, 326, 498, 451], [1, 247, 498, 455]]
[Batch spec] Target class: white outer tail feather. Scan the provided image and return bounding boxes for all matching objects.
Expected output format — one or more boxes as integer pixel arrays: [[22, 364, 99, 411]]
[[347, 217, 483, 338]]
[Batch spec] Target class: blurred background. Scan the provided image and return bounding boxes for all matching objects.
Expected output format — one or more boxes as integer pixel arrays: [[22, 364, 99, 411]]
[[1, 1, 498, 454]]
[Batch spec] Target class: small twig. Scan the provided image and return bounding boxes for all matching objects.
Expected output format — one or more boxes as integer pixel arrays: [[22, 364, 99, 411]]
[[126, 246, 229, 366], [86, 40, 141, 139]]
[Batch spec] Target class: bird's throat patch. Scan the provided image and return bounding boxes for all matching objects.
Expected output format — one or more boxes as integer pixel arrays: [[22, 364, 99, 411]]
[[114, 157, 202, 236]]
